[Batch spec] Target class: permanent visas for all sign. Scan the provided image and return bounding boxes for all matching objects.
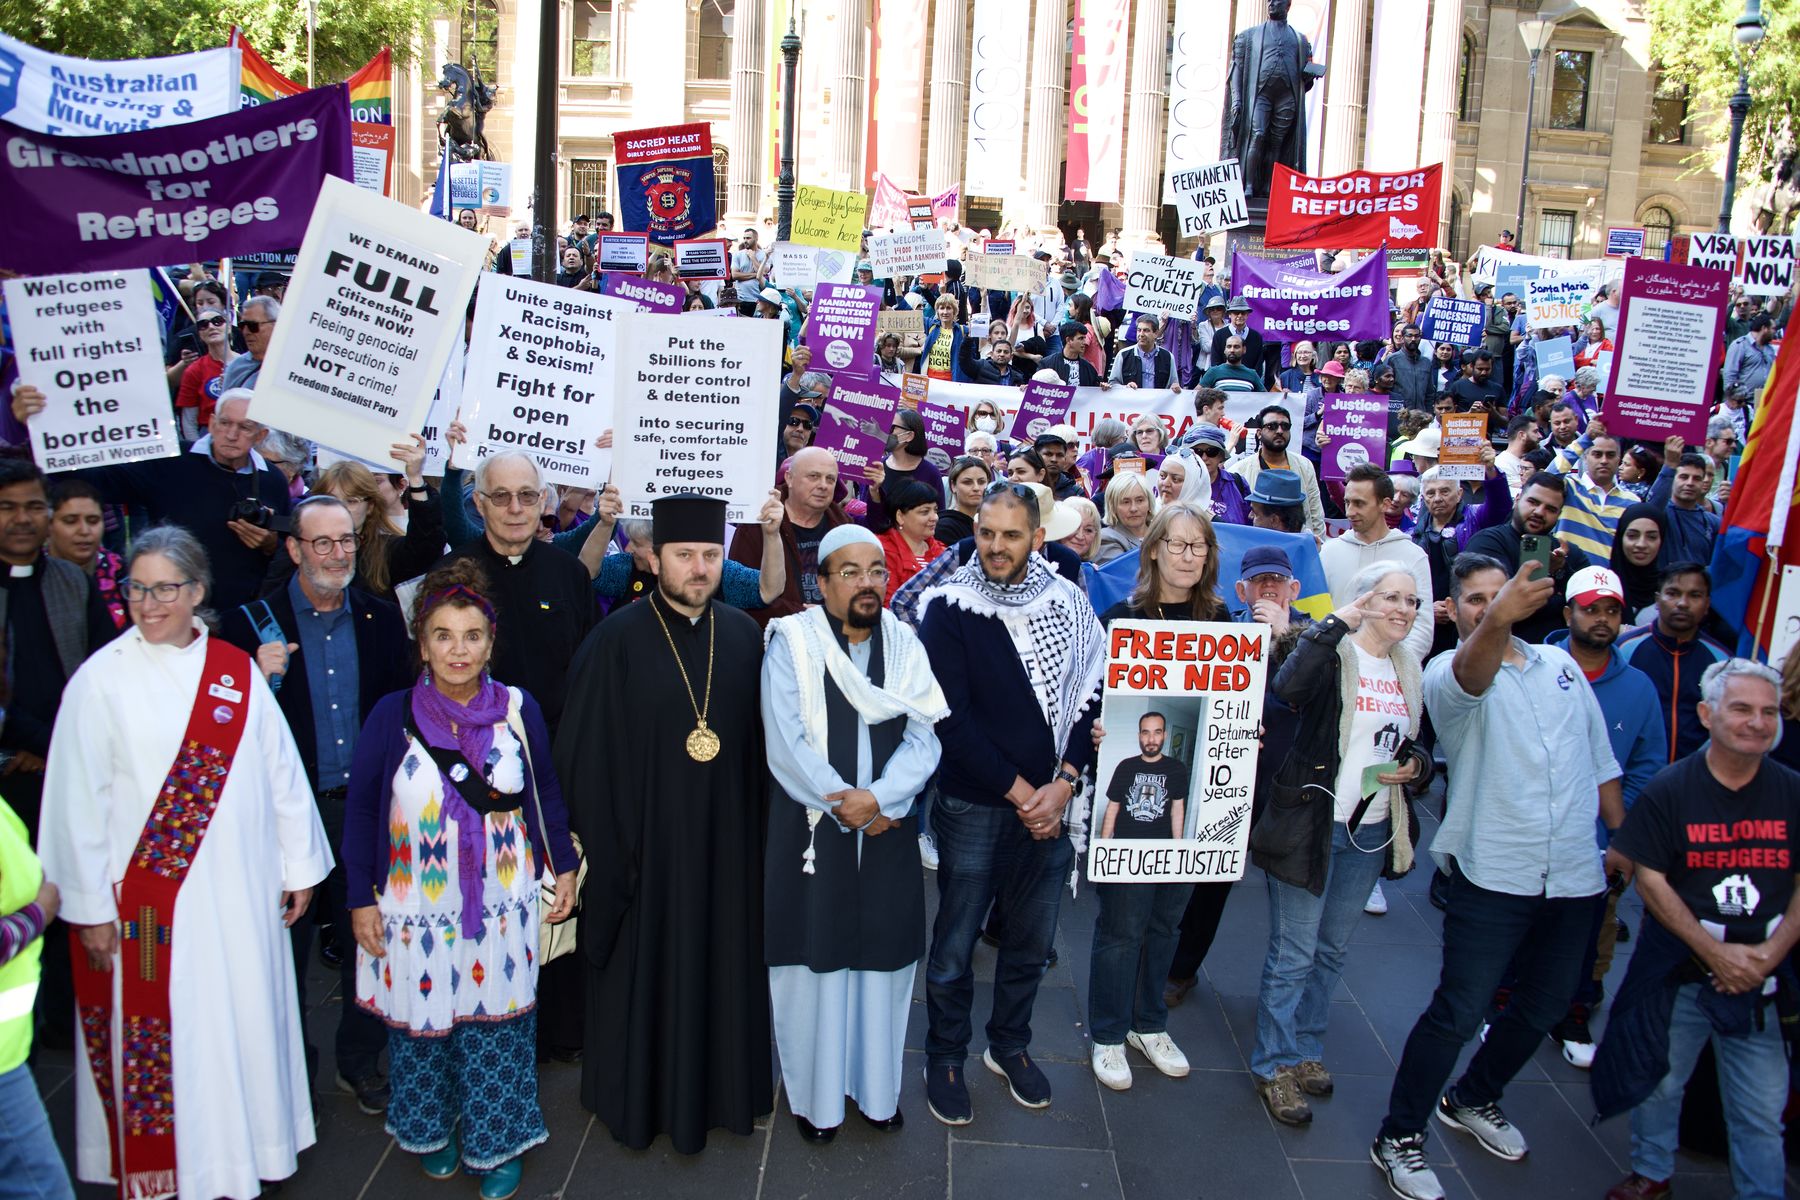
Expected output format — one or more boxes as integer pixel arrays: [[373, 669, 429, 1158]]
[[1263, 163, 1442, 250]]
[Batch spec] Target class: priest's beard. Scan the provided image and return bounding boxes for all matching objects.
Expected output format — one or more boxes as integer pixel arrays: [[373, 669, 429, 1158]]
[[658, 574, 719, 613]]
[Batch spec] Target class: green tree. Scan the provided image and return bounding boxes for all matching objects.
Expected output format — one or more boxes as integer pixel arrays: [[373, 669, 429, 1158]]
[[1646, 0, 1797, 188], [0, 0, 437, 82]]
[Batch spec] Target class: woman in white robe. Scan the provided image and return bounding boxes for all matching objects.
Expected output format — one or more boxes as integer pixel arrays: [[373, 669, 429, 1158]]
[[38, 526, 332, 1200]]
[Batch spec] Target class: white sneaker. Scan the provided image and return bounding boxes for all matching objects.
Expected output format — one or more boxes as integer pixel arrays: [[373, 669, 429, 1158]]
[[1560, 1037, 1596, 1069], [1436, 1094, 1528, 1161], [1365, 880, 1389, 915], [918, 834, 938, 870], [1127, 1030, 1190, 1078], [1370, 1133, 1446, 1200], [1091, 1041, 1131, 1090]]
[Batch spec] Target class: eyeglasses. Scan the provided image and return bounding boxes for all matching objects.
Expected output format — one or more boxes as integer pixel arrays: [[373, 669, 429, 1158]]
[[786, 417, 814, 430], [1372, 590, 1423, 611], [834, 566, 891, 584], [480, 488, 544, 511], [299, 534, 360, 555], [125, 579, 195, 604], [196, 315, 227, 329], [1160, 538, 1209, 558], [238, 320, 274, 334], [1194, 445, 1225, 459], [1259, 421, 1291, 433]]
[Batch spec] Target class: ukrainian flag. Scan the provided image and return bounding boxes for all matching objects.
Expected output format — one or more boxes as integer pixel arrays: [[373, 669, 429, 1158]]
[[1083, 523, 1335, 619]]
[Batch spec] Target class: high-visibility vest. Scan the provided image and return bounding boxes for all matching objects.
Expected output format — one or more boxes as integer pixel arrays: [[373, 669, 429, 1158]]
[[0, 797, 43, 1074]]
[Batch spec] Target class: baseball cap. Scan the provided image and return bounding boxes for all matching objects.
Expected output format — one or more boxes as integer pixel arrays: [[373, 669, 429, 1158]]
[[1238, 545, 1295, 580], [1034, 429, 1070, 449], [1568, 565, 1626, 607]]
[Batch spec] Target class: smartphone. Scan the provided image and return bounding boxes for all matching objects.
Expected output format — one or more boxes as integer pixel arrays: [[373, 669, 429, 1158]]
[[1728, 453, 1743, 483], [1520, 534, 1552, 578]]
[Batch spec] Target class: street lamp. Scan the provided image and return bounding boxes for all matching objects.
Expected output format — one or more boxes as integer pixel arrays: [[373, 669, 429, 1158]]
[[1513, 5, 1578, 247], [1716, 0, 1766, 233], [775, 17, 802, 242]]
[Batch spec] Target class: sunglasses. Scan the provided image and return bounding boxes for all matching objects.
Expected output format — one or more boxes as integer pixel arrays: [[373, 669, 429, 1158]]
[[786, 417, 814, 430], [239, 320, 273, 334], [1260, 421, 1291, 433], [983, 480, 1035, 502], [196, 315, 227, 329]]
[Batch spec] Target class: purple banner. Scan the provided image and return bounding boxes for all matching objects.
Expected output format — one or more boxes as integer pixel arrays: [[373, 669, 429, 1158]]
[[1009, 380, 1075, 441], [918, 398, 964, 473], [817, 376, 901, 483], [1232, 248, 1391, 344], [1317, 392, 1390, 482], [804, 283, 882, 377], [600, 273, 684, 312], [0, 85, 354, 276], [1604, 257, 1730, 448]]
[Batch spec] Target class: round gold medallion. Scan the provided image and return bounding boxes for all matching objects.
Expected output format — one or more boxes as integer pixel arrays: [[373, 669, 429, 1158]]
[[686, 724, 721, 762]]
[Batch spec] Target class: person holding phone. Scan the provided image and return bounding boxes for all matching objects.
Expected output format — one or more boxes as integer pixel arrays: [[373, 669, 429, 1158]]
[[1464, 475, 1595, 645]]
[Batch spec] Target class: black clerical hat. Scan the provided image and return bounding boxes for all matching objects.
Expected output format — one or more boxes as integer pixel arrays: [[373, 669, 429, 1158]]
[[652, 494, 728, 548]]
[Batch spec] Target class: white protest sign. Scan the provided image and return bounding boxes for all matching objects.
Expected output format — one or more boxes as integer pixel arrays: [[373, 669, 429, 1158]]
[[1741, 235, 1796, 298], [674, 238, 730, 280], [1168, 159, 1249, 238], [1, 270, 178, 470], [1686, 232, 1741, 275], [456, 273, 621, 488], [508, 237, 531, 277], [867, 229, 949, 278], [597, 233, 650, 275], [1123, 253, 1208, 320], [248, 175, 488, 469], [963, 252, 1049, 293], [420, 348, 463, 477], [1473, 244, 1614, 291], [1086, 620, 1267, 883], [1768, 565, 1800, 671], [768, 242, 856, 291], [1526, 275, 1590, 330], [876, 309, 925, 340], [613, 314, 782, 522], [449, 161, 512, 215]]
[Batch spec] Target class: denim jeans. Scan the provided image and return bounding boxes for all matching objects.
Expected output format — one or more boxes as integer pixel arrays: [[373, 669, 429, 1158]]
[[1086, 879, 1193, 1045], [1251, 819, 1389, 1079], [1380, 872, 1602, 1138], [0, 1062, 73, 1200], [925, 795, 1072, 1066], [1629, 982, 1788, 1198]]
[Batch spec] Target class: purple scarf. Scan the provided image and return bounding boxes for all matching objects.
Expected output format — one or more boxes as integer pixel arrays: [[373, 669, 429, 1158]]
[[410, 675, 514, 937]]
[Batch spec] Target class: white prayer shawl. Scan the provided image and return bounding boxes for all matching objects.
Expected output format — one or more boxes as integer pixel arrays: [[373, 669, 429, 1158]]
[[38, 623, 333, 1200], [766, 606, 949, 757]]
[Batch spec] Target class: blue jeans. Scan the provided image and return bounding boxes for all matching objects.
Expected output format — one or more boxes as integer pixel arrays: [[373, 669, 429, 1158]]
[[1380, 872, 1601, 1138], [1629, 982, 1788, 1198], [925, 795, 1072, 1066], [1251, 819, 1389, 1079], [0, 1062, 73, 1200], [1086, 879, 1193, 1045]]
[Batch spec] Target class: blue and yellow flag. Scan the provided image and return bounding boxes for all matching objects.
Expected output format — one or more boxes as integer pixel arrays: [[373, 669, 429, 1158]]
[[1082, 523, 1334, 618]]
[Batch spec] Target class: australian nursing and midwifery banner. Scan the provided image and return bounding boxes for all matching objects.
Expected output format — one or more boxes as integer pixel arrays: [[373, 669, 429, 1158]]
[[0, 31, 241, 134]]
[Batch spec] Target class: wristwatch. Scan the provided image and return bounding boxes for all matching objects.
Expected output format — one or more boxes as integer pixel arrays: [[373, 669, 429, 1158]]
[[1056, 766, 1081, 790]]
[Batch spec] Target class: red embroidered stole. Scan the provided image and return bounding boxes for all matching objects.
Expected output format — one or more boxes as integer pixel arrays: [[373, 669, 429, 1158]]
[[71, 636, 253, 1200]]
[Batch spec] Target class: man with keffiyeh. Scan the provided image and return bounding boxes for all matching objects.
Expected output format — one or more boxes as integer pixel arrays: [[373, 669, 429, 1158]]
[[916, 482, 1106, 1128]]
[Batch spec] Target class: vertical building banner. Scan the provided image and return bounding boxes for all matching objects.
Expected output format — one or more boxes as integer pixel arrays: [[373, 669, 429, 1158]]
[[965, 0, 1027, 198], [868, 0, 927, 191], [1161, 0, 1233, 203], [1362, 0, 1429, 172], [1065, 0, 1129, 203]]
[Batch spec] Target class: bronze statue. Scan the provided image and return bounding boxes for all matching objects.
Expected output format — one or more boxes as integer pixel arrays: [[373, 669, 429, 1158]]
[[1222, 0, 1324, 198], [436, 62, 497, 162]]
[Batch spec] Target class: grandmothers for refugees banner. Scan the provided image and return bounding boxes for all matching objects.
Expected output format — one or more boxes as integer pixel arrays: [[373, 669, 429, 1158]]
[[0, 31, 241, 134], [613, 123, 716, 246], [0, 83, 353, 275], [1232, 248, 1391, 343], [1264, 163, 1441, 250]]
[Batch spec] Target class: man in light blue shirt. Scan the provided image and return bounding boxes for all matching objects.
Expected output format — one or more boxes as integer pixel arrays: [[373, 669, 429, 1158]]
[[1370, 552, 1627, 1200]]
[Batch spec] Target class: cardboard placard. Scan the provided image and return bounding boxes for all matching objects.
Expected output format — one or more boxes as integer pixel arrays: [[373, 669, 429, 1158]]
[[674, 237, 730, 281], [963, 253, 1049, 294], [1317, 393, 1391, 482], [803, 283, 883, 376], [1437, 414, 1488, 481], [1603, 257, 1730, 447], [792, 185, 868, 251], [1123, 253, 1209, 320], [1606, 227, 1646, 258], [598, 233, 651, 275], [1167, 158, 1249, 239], [1741, 235, 1796, 298], [1526, 276, 1590, 330], [867, 228, 949, 279], [1009, 379, 1075, 441]]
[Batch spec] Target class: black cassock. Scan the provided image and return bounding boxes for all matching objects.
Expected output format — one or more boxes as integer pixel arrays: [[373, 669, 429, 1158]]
[[554, 593, 774, 1154]]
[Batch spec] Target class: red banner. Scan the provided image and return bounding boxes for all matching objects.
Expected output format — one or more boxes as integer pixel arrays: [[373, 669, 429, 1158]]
[[1065, 0, 1128, 203], [1264, 163, 1443, 250], [614, 123, 712, 166]]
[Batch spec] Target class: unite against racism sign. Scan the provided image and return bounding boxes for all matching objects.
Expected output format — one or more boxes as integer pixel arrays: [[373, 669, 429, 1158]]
[[1264, 163, 1442, 250]]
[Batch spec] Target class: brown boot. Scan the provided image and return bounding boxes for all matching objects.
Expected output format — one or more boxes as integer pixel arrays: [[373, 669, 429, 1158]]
[[1292, 1060, 1334, 1097], [1255, 1067, 1312, 1126], [1603, 1174, 1671, 1200]]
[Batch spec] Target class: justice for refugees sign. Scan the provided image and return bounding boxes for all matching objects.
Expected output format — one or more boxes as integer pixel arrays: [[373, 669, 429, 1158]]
[[1603, 257, 1730, 447], [249, 175, 489, 468], [613, 313, 782, 523], [2, 270, 179, 470], [1123, 253, 1208, 320], [1167, 158, 1248, 239], [1317, 393, 1389, 482], [456, 273, 624, 488], [1086, 621, 1267, 883], [0, 32, 241, 134]]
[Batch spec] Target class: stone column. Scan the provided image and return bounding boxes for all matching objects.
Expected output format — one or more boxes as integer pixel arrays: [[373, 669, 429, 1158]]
[[820, 0, 870, 191], [1320, 0, 1368, 175], [1120, 0, 1170, 251], [925, 0, 969, 195], [1023, 0, 1068, 235], [727, 0, 770, 221], [1236, 0, 1268, 31], [1420, 0, 1464, 244]]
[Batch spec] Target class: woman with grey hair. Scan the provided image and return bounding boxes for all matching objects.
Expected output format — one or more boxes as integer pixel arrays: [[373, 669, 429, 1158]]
[[1564, 366, 1603, 425], [38, 525, 333, 1198], [1096, 471, 1157, 564], [257, 429, 312, 500]]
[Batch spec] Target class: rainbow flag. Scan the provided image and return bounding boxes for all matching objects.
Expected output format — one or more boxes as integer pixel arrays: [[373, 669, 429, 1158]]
[[1709, 335, 1800, 660], [230, 29, 304, 107], [228, 29, 390, 124]]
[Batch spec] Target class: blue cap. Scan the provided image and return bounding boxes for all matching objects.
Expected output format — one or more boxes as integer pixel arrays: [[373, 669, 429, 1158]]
[[1238, 545, 1294, 579], [1184, 425, 1228, 451], [1245, 468, 1304, 507]]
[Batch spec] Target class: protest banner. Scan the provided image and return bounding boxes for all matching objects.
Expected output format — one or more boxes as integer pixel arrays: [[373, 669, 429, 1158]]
[[613, 313, 782, 521], [962, 252, 1049, 293], [1437, 414, 1488, 481], [1123, 253, 1209, 320], [601, 273, 684, 311], [984, 240, 1016, 256], [876, 308, 925, 341], [351, 122, 396, 195], [247, 175, 488, 467], [449, 160, 511, 214], [1161, 0, 1231, 204], [1086, 620, 1267, 883], [1741, 235, 1796, 299], [1066, 0, 1128, 203], [613, 122, 716, 244], [918, 398, 964, 472], [419, 351, 462, 477], [507, 236, 531, 277], [455, 273, 622, 488], [0, 84, 353, 276], [1535, 336, 1576, 384], [1685, 232, 1741, 275], [1232, 249, 1391, 342], [598, 233, 650, 275], [1167, 158, 1249, 238], [965, 0, 1028, 197], [1526, 276, 1590, 330], [1418, 296, 1484, 348], [815, 377, 901, 483], [0, 32, 241, 134], [1472, 244, 1613, 291], [803, 283, 882, 376], [768, 242, 856, 290], [791, 185, 867, 251], [1263, 163, 1441, 249], [920, 382, 1298, 458], [2, 270, 178, 470], [1317, 393, 1389, 482], [1606, 227, 1646, 258], [867, 229, 948, 278], [1010, 379, 1076, 441], [674, 237, 730, 280], [1603, 257, 1730, 447], [1493, 262, 1541, 301]]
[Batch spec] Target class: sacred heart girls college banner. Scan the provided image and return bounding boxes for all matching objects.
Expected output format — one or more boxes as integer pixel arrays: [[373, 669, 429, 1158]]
[[1264, 163, 1442, 250], [0, 83, 353, 276], [614, 123, 717, 246]]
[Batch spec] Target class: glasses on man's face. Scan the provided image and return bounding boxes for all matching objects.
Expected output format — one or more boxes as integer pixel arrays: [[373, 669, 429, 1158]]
[[1260, 421, 1291, 433], [834, 565, 891, 585], [302, 534, 360, 556], [239, 320, 273, 335], [983, 480, 1034, 502], [786, 417, 814, 430], [481, 488, 544, 511], [1372, 590, 1423, 612], [126, 579, 194, 604], [196, 315, 227, 329], [1160, 538, 1209, 559]]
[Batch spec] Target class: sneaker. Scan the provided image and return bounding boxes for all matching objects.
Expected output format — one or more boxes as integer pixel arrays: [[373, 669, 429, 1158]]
[[1436, 1093, 1528, 1161], [1292, 1059, 1334, 1097], [1603, 1172, 1672, 1200], [1127, 1030, 1190, 1078], [1369, 1133, 1446, 1200], [1091, 1042, 1132, 1090], [918, 833, 939, 870], [1364, 881, 1388, 915], [1255, 1067, 1312, 1126], [924, 1062, 972, 1126], [335, 1070, 391, 1115], [983, 1047, 1052, 1109], [1550, 1005, 1596, 1069]]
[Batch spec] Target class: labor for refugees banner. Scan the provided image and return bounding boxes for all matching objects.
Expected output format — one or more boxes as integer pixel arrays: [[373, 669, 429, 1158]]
[[613, 122, 716, 246], [0, 83, 353, 276], [1264, 163, 1442, 250], [0, 31, 241, 134], [1603, 257, 1730, 448], [1232, 248, 1391, 343]]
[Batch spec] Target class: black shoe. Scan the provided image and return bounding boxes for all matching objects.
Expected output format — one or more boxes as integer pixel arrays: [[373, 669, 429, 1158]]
[[335, 1071, 391, 1115], [924, 1063, 973, 1126], [546, 1045, 583, 1064], [859, 1107, 904, 1132], [1615, 917, 1631, 944], [982, 1047, 1051, 1109], [319, 937, 345, 969], [1428, 869, 1451, 912], [795, 1115, 838, 1143]]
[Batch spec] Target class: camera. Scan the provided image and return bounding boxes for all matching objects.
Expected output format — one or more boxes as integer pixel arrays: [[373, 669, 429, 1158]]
[[228, 498, 271, 527]]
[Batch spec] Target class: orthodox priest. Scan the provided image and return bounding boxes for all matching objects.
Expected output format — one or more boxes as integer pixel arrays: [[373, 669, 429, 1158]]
[[762, 525, 946, 1143], [555, 494, 774, 1154]]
